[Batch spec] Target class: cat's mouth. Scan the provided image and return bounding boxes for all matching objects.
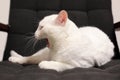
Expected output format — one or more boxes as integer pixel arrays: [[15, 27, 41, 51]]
[[46, 38, 50, 48]]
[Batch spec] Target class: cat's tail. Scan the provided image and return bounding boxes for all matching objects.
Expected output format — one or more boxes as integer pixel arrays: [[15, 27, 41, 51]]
[[8, 50, 26, 64]]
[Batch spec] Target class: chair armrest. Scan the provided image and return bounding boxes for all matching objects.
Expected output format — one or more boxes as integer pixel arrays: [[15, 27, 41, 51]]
[[114, 22, 120, 31], [0, 23, 9, 32]]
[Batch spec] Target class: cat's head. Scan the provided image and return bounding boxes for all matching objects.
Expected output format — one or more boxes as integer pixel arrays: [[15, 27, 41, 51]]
[[35, 10, 72, 40]]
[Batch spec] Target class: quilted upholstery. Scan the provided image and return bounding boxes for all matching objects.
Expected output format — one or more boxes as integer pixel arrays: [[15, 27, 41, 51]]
[[1, 0, 120, 80], [4, 0, 120, 60], [0, 60, 120, 80]]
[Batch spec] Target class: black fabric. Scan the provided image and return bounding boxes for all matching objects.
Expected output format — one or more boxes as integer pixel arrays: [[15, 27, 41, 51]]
[[0, 60, 120, 80], [1, 0, 120, 80], [4, 0, 120, 60]]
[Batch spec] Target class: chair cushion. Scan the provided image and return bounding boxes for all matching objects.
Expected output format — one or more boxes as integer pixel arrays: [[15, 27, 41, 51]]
[[4, 0, 120, 60], [0, 60, 120, 80]]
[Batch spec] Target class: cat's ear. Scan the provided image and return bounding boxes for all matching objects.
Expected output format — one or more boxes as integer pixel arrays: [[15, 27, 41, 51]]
[[56, 10, 68, 26]]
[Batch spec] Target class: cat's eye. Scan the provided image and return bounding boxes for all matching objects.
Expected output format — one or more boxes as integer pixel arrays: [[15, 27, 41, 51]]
[[39, 26, 44, 30]]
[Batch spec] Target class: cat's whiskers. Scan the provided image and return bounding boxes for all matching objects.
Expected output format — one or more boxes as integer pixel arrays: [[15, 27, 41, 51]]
[[24, 36, 35, 40], [24, 36, 34, 49], [33, 38, 39, 49], [24, 33, 38, 51]]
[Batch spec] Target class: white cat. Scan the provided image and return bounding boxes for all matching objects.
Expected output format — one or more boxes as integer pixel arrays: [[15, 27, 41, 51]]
[[9, 10, 114, 72]]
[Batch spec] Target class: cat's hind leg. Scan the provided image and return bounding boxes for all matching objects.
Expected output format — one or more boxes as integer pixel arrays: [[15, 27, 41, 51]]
[[9, 47, 50, 64]]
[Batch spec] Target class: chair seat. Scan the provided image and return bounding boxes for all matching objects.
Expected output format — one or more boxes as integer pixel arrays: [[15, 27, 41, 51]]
[[0, 60, 120, 80]]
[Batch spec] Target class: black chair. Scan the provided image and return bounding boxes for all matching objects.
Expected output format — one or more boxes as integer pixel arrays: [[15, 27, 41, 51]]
[[1, 0, 120, 80]]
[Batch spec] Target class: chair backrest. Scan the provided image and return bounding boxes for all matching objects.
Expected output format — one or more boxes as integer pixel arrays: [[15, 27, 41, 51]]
[[4, 0, 120, 60]]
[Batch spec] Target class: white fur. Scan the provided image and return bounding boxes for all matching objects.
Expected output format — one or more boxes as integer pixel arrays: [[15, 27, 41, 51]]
[[9, 11, 114, 72]]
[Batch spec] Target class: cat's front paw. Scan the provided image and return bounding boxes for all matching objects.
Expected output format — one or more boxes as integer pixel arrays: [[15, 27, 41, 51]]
[[38, 61, 63, 72], [8, 50, 26, 64]]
